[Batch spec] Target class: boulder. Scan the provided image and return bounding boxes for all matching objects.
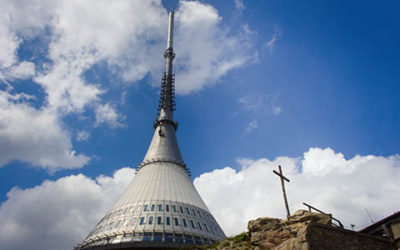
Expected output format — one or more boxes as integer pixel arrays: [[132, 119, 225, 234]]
[[203, 210, 393, 250]]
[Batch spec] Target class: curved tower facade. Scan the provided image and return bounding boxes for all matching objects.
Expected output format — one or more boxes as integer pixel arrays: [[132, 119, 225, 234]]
[[76, 12, 226, 249]]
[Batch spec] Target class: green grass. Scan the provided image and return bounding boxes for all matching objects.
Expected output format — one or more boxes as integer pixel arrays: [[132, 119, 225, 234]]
[[199, 232, 251, 249], [227, 232, 250, 243]]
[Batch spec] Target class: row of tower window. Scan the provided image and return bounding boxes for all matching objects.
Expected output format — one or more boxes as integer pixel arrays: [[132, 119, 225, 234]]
[[101, 216, 212, 233], [107, 204, 208, 219], [137, 216, 209, 231], [142, 204, 207, 218], [101, 204, 217, 228], [96, 205, 224, 237], [92, 215, 224, 239], [82, 232, 217, 248]]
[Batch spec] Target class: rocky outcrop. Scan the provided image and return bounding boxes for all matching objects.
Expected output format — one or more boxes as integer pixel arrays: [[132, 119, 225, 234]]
[[248, 210, 332, 249], [204, 210, 394, 250]]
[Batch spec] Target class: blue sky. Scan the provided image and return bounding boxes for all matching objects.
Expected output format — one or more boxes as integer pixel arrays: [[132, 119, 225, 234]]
[[0, 1, 399, 249]]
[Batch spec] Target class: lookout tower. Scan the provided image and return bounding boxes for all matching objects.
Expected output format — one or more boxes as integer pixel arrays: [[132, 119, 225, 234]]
[[75, 12, 226, 249]]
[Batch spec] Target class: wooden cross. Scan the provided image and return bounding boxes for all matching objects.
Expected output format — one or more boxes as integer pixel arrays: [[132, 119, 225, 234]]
[[273, 165, 291, 219]]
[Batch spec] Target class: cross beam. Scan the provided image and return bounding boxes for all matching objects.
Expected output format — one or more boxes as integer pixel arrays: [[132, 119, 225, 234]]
[[273, 165, 291, 219]]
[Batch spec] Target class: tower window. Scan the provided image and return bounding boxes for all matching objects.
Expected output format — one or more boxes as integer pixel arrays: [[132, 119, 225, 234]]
[[180, 206, 184, 213], [131, 217, 137, 226], [190, 220, 195, 229], [115, 220, 121, 229], [139, 217, 145, 225], [182, 218, 187, 227], [186, 235, 194, 244], [166, 217, 171, 226], [158, 204, 163, 211], [143, 232, 152, 241], [197, 222, 203, 231], [204, 223, 209, 232], [172, 205, 177, 212], [157, 216, 162, 225], [166, 204, 170, 212], [151, 204, 155, 211], [123, 219, 129, 227], [143, 204, 148, 211], [185, 207, 190, 215], [174, 218, 179, 226], [148, 216, 153, 225], [192, 209, 196, 216]]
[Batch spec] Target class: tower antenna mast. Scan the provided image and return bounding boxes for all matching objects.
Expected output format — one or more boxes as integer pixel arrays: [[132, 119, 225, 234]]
[[155, 12, 177, 130]]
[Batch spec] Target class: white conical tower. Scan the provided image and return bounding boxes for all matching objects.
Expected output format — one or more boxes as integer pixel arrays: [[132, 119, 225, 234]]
[[76, 12, 226, 249]]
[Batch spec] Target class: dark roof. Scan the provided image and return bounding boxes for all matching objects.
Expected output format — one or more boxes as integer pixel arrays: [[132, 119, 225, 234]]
[[359, 211, 400, 233]]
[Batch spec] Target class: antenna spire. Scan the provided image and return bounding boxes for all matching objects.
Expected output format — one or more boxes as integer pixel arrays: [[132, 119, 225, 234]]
[[155, 11, 177, 130], [167, 11, 174, 49]]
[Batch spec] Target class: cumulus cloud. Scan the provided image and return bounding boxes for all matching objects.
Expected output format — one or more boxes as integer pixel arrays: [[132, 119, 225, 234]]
[[0, 82, 89, 170], [0, 1, 36, 81], [0, 0, 259, 170], [0, 167, 135, 250], [0, 148, 399, 249], [3, 0, 257, 102], [95, 103, 126, 129], [174, 1, 257, 94], [195, 147, 400, 236]]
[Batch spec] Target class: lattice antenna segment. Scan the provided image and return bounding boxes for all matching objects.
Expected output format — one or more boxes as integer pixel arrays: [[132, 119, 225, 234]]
[[158, 73, 176, 113]]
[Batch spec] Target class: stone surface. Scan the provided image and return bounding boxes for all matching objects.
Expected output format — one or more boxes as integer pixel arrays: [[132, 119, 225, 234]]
[[203, 210, 394, 250], [247, 210, 331, 249]]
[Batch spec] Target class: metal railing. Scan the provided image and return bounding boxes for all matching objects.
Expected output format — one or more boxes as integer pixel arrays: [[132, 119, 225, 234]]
[[303, 202, 344, 228]]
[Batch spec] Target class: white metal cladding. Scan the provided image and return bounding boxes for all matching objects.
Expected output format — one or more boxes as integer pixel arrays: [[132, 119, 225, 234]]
[[113, 162, 208, 210], [142, 119, 184, 165], [78, 160, 226, 248], [86, 197, 225, 241]]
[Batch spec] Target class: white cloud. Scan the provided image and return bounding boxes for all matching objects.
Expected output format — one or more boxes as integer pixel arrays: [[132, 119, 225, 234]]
[[272, 105, 281, 115], [241, 119, 258, 138], [174, 1, 257, 94], [239, 93, 266, 111], [0, 13, 35, 80], [234, 0, 245, 11], [238, 91, 282, 116], [0, 148, 399, 249], [34, 0, 167, 113], [0, 84, 89, 171], [263, 25, 281, 52], [4, 0, 257, 104], [95, 103, 126, 129], [194, 147, 400, 236], [0, 167, 135, 250], [76, 131, 90, 142], [0, 0, 259, 169], [1, 62, 35, 80], [246, 120, 258, 133]]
